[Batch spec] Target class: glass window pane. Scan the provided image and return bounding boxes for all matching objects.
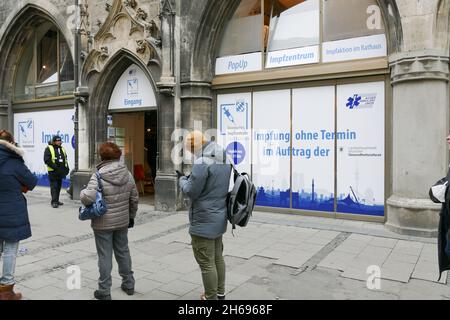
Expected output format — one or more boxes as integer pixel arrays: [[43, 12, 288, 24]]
[[59, 36, 75, 96], [323, 0, 385, 42], [14, 35, 35, 101], [267, 0, 320, 52], [218, 0, 262, 57], [36, 25, 58, 98], [37, 27, 58, 84]]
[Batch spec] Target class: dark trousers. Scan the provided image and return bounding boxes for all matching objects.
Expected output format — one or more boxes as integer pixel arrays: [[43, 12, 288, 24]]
[[48, 172, 62, 204], [94, 229, 135, 295]]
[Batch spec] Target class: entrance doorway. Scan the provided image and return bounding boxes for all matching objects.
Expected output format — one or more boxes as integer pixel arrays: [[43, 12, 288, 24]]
[[107, 110, 157, 205]]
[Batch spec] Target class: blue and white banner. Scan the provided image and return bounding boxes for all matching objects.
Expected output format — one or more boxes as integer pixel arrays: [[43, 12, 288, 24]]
[[266, 45, 319, 69], [217, 93, 252, 174], [336, 81, 385, 216], [322, 34, 387, 63], [292, 86, 335, 213], [252, 90, 291, 208], [215, 52, 262, 75], [14, 109, 75, 188]]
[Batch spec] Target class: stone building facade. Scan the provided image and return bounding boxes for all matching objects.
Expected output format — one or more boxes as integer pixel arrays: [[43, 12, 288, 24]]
[[0, 0, 449, 237]]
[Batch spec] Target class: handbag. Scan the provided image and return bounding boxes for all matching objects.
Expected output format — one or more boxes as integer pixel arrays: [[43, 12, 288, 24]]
[[79, 171, 108, 221], [429, 177, 448, 204]]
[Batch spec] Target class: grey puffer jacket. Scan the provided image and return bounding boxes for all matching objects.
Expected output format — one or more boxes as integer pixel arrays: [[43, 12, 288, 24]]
[[179, 142, 232, 239], [80, 160, 138, 231]]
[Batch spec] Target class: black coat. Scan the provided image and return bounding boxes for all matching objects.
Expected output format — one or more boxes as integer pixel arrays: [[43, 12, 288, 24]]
[[0, 140, 37, 241], [438, 167, 450, 281], [44, 144, 69, 179]]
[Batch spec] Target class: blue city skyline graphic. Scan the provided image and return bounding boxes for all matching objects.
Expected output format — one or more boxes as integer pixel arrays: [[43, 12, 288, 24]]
[[256, 178, 384, 216], [34, 173, 70, 189]]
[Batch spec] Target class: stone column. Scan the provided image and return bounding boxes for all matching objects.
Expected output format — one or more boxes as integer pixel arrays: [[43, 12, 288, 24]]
[[155, 0, 180, 211], [386, 50, 449, 237], [0, 100, 10, 130]]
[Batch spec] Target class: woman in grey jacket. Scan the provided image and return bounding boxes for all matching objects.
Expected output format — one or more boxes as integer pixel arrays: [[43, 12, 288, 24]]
[[80, 142, 138, 300], [178, 131, 232, 300]]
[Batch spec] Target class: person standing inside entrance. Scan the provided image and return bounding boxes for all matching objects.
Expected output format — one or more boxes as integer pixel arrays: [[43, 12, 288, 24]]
[[178, 131, 231, 300], [44, 135, 69, 208]]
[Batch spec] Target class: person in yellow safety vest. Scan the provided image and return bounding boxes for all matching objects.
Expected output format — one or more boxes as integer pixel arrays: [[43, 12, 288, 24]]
[[43, 136, 69, 208]]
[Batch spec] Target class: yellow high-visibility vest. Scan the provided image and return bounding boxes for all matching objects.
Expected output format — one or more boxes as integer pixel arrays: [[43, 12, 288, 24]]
[[47, 145, 68, 172]]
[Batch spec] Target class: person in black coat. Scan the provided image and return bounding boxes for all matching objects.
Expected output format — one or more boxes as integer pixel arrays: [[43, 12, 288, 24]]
[[43, 136, 69, 208], [438, 134, 450, 281], [0, 130, 37, 300]]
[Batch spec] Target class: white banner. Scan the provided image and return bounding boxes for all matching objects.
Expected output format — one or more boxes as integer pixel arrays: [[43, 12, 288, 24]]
[[336, 81, 385, 216], [253, 90, 291, 208], [14, 109, 75, 187], [109, 64, 157, 111], [215, 52, 262, 75], [292, 86, 335, 213], [217, 93, 252, 174], [322, 34, 387, 63], [266, 45, 319, 69]]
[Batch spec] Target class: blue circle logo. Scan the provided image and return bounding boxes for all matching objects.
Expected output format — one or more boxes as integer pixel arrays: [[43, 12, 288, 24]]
[[71, 135, 76, 149], [226, 141, 246, 165]]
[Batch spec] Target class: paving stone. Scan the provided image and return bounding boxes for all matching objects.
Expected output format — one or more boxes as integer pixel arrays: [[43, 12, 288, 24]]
[[369, 237, 398, 249], [145, 270, 184, 284], [20, 274, 60, 290], [159, 280, 199, 296], [380, 261, 415, 283], [275, 251, 315, 268], [134, 278, 164, 294], [318, 252, 357, 271], [387, 253, 420, 264], [137, 289, 179, 300]]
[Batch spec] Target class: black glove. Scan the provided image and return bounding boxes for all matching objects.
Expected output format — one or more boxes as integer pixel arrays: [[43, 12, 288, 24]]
[[175, 170, 185, 179], [128, 218, 134, 229]]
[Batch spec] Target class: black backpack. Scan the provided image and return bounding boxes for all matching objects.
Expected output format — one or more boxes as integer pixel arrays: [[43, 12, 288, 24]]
[[226, 164, 257, 232]]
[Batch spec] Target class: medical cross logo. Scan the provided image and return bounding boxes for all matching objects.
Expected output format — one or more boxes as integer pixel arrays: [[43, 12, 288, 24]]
[[346, 95, 362, 109], [346, 93, 377, 110]]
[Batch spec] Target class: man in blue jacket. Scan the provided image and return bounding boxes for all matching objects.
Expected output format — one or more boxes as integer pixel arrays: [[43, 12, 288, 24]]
[[178, 131, 232, 300]]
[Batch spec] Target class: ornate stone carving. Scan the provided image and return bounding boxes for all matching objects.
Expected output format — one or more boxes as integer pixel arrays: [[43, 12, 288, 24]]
[[157, 77, 176, 97], [105, 3, 112, 11], [124, 0, 137, 8], [83, 0, 161, 76], [389, 51, 449, 84], [136, 8, 148, 21], [160, 0, 175, 18], [100, 46, 109, 59], [136, 40, 146, 54]]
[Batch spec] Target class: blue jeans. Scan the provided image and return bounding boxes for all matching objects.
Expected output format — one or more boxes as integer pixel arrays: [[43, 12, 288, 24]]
[[0, 241, 19, 285]]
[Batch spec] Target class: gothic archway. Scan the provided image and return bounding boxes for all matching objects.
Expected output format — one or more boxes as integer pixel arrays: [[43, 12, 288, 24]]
[[85, 49, 161, 166]]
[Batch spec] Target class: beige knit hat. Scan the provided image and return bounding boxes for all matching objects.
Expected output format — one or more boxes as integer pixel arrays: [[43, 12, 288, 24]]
[[185, 130, 207, 154]]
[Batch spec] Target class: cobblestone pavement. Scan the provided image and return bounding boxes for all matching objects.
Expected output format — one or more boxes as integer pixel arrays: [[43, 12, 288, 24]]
[[8, 187, 450, 300]]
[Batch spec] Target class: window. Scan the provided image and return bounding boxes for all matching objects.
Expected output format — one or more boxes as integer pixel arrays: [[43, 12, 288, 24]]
[[216, 0, 387, 75], [267, 0, 320, 52], [218, 0, 262, 57], [323, 0, 384, 42], [14, 21, 74, 101]]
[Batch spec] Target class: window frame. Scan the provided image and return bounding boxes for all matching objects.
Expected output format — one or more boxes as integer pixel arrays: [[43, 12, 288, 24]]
[[13, 22, 74, 103], [216, 0, 387, 76]]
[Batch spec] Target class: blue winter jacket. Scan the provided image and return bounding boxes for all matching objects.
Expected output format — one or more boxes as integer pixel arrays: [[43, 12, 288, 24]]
[[0, 140, 38, 241], [179, 142, 232, 239]]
